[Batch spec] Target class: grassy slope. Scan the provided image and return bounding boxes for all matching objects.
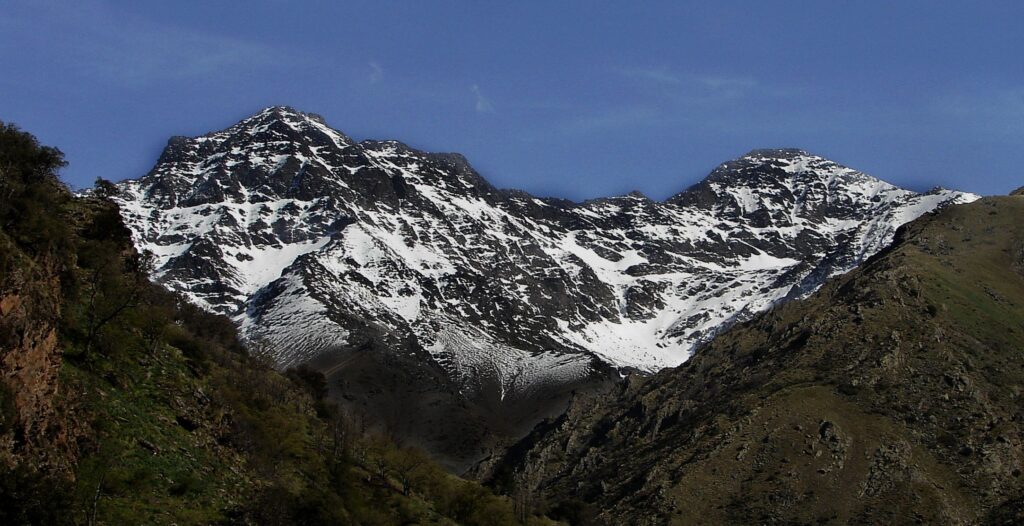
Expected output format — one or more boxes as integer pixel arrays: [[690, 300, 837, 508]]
[[497, 196, 1024, 525]]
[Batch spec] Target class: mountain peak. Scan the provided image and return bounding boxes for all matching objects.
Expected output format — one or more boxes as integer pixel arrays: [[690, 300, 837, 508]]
[[667, 148, 920, 222], [706, 147, 878, 187], [741, 147, 814, 160], [232, 105, 333, 131], [251, 104, 320, 120]]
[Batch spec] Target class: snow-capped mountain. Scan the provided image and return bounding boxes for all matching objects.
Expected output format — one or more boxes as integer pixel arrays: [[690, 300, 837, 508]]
[[112, 106, 977, 467]]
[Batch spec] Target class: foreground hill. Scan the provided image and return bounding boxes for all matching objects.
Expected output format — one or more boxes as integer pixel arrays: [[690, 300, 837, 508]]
[[0, 122, 553, 525], [111, 106, 975, 469], [488, 195, 1024, 525]]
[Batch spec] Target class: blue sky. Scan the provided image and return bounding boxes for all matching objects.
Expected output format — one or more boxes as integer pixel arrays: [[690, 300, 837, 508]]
[[2, 1, 1022, 199]]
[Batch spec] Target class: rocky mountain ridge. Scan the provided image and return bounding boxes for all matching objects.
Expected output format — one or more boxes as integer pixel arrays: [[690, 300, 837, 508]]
[[111, 106, 978, 468]]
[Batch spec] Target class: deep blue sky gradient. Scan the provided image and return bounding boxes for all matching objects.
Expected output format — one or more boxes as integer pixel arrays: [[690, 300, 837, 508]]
[[2, 1, 1022, 198]]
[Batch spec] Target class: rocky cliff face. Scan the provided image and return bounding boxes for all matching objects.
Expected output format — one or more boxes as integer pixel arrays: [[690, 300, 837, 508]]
[[111, 106, 977, 468], [489, 196, 1024, 525], [0, 248, 74, 475], [0, 151, 82, 480]]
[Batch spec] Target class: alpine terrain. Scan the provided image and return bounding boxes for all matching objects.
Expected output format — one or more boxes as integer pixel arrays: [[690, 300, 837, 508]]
[[487, 194, 1024, 525], [111, 106, 977, 468]]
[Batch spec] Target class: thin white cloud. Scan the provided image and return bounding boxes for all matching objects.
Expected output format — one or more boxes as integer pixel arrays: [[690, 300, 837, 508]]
[[561, 106, 666, 134], [696, 75, 758, 91], [368, 61, 384, 83], [6, 0, 295, 87], [618, 67, 684, 85], [548, 69, 799, 137], [471, 84, 495, 113], [618, 67, 764, 100]]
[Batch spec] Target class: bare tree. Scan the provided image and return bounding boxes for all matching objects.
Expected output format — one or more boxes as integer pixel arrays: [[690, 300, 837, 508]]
[[388, 446, 428, 496]]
